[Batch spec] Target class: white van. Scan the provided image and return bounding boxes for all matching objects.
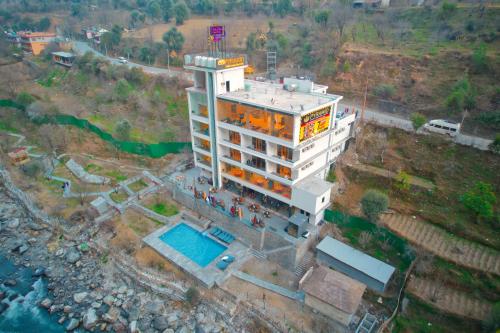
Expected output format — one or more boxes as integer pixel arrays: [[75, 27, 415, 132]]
[[423, 119, 461, 137]]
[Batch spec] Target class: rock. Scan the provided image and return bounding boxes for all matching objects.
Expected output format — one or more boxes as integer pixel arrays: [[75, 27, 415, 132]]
[[196, 312, 205, 323], [145, 300, 164, 315], [7, 218, 20, 229], [27, 222, 45, 231], [40, 298, 53, 309], [103, 307, 120, 323], [66, 318, 79, 331], [58, 316, 66, 324], [4, 279, 17, 287], [153, 316, 169, 331], [66, 248, 81, 264], [55, 248, 65, 257], [91, 301, 102, 309], [162, 329, 174, 333], [34, 267, 46, 277], [103, 295, 115, 306], [18, 244, 29, 254], [63, 305, 72, 313], [178, 326, 189, 333], [0, 303, 9, 315], [0, 291, 5, 301], [112, 321, 127, 332], [126, 289, 134, 297], [129, 320, 139, 333], [167, 313, 178, 324], [83, 308, 98, 330], [118, 286, 127, 294], [73, 292, 88, 304]]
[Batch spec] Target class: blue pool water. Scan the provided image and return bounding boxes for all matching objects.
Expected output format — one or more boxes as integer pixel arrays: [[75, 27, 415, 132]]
[[159, 223, 227, 267]]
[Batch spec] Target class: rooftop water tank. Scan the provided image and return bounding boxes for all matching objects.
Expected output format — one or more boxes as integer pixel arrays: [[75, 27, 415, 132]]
[[184, 54, 192, 65]]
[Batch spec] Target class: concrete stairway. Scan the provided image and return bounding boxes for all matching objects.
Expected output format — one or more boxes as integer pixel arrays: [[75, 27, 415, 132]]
[[249, 248, 267, 261], [295, 251, 314, 278]]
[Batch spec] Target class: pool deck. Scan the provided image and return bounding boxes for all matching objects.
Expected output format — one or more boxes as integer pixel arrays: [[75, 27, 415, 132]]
[[143, 220, 251, 288], [169, 168, 314, 245]]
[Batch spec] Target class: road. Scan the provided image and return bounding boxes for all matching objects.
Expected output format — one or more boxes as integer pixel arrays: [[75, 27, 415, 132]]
[[71, 41, 492, 151], [71, 41, 193, 80], [339, 102, 493, 151]]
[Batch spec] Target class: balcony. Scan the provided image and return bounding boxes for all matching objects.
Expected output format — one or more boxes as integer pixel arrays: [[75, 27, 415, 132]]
[[222, 163, 291, 199]]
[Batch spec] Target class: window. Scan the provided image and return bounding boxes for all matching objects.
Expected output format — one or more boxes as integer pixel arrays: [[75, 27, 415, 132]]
[[252, 137, 266, 153], [226, 81, 230, 92], [277, 145, 292, 161], [301, 161, 314, 171], [302, 143, 315, 153], [322, 197, 325, 203], [229, 131, 241, 145]]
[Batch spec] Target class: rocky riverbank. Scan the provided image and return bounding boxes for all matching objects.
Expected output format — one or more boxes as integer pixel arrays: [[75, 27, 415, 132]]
[[0, 186, 238, 333]]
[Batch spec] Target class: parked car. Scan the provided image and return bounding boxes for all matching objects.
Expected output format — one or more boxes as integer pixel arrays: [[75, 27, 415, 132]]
[[423, 119, 460, 137], [118, 56, 128, 64], [301, 231, 310, 239]]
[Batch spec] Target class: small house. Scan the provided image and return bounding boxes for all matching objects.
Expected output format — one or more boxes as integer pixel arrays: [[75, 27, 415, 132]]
[[52, 51, 75, 67], [316, 236, 395, 293], [8, 147, 30, 165], [299, 265, 366, 327]]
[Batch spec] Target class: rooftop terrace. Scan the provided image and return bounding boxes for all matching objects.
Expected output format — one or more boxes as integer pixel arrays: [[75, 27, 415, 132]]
[[218, 79, 342, 115]]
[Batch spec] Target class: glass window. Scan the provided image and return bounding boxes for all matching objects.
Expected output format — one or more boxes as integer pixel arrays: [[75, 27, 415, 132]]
[[217, 100, 293, 141]]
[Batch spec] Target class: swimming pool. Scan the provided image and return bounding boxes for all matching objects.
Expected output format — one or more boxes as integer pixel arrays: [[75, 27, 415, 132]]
[[159, 223, 227, 267]]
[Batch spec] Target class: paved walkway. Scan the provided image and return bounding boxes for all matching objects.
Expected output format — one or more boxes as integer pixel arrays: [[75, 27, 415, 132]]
[[381, 213, 500, 275], [233, 271, 304, 301], [407, 276, 492, 321], [346, 162, 435, 190]]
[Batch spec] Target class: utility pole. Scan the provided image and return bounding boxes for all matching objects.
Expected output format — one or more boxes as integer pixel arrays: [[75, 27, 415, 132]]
[[360, 79, 368, 124]]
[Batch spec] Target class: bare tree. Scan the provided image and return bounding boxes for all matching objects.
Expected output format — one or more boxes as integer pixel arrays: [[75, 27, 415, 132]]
[[329, 1, 354, 39], [372, 14, 388, 44]]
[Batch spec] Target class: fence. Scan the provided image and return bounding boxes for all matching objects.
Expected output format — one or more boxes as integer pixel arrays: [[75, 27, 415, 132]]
[[0, 99, 191, 158]]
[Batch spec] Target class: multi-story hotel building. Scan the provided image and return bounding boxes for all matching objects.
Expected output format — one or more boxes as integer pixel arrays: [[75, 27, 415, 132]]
[[184, 53, 355, 225]]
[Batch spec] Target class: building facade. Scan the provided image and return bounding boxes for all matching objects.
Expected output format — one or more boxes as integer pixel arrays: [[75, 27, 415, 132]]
[[19, 32, 57, 55], [184, 54, 355, 225]]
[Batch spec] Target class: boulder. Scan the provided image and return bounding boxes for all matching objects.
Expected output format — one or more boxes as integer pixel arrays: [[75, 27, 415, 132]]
[[73, 292, 88, 304], [33, 267, 46, 277], [66, 248, 81, 264], [167, 313, 178, 325], [129, 320, 139, 333], [63, 305, 72, 313], [103, 295, 115, 306], [153, 316, 169, 331], [4, 279, 17, 287], [7, 218, 20, 229], [83, 308, 98, 330], [18, 244, 29, 254], [66, 318, 79, 331], [117, 286, 127, 294], [0, 303, 9, 315], [103, 307, 120, 323], [162, 329, 174, 333], [40, 298, 53, 309]]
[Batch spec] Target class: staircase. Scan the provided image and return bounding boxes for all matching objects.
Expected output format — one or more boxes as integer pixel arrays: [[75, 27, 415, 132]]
[[249, 248, 267, 261], [295, 251, 314, 278]]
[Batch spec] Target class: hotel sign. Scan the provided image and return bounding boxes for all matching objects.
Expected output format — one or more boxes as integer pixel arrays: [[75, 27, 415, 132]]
[[216, 56, 245, 69], [209, 25, 225, 42], [299, 106, 331, 142]]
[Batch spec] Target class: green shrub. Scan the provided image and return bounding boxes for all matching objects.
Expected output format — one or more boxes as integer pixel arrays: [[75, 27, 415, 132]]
[[489, 134, 500, 155], [472, 43, 488, 73], [21, 161, 42, 178], [15, 91, 35, 107], [410, 112, 427, 130], [361, 189, 389, 222], [461, 181, 497, 222], [373, 84, 396, 99], [185, 287, 200, 306]]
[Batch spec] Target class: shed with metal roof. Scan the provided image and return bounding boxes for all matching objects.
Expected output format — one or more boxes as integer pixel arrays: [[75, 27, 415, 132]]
[[316, 236, 395, 292]]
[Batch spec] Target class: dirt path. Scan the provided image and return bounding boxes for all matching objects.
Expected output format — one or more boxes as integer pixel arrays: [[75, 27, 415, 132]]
[[346, 162, 435, 190], [407, 276, 492, 321], [381, 213, 500, 275]]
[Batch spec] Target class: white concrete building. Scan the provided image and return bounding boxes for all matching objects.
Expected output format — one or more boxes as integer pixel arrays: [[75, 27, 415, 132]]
[[184, 53, 356, 225]]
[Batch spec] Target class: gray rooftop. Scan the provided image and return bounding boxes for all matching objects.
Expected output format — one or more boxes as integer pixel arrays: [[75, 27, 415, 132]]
[[51, 51, 75, 58], [316, 236, 395, 284], [295, 176, 332, 196], [288, 213, 308, 226], [218, 79, 342, 115]]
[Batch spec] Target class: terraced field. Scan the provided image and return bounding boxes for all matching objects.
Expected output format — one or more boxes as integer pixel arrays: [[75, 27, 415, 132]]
[[381, 214, 500, 276], [407, 276, 492, 321]]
